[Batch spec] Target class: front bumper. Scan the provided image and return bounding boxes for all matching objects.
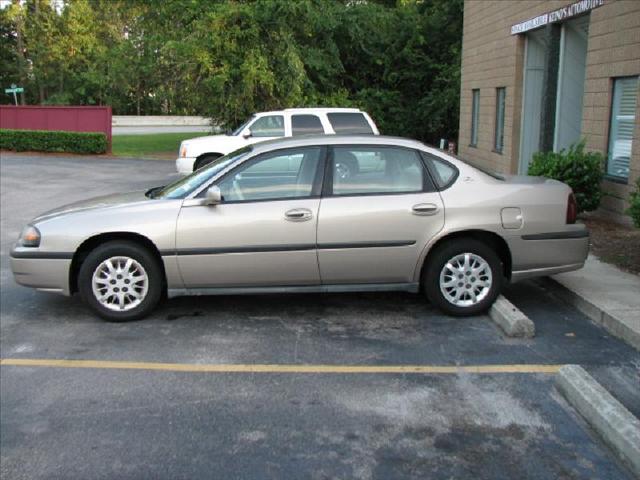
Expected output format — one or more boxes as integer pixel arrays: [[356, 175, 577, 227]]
[[10, 247, 72, 296], [176, 156, 196, 175]]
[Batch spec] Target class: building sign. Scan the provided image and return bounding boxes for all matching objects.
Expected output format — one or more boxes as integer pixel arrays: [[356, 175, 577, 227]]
[[511, 0, 604, 35]]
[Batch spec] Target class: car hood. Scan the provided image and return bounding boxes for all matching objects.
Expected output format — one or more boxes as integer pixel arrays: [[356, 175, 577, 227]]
[[182, 133, 248, 157], [33, 191, 149, 223], [184, 134, 230, 146], [182, 135, 236, 151]]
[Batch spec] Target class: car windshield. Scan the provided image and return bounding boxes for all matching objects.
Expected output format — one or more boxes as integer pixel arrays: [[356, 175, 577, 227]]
[[150, 147, 252, 199], [230, 116, 255, 136]]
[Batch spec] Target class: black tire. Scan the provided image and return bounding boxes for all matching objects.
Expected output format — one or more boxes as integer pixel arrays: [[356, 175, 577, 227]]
[[78, 240, 164, 322], [194, 153, 221, 171], [423, 238, 503, 316]]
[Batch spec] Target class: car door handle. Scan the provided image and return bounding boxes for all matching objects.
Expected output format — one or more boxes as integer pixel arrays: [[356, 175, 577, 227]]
[[412, 203, 439, 216], [284, 208, 313, 222]]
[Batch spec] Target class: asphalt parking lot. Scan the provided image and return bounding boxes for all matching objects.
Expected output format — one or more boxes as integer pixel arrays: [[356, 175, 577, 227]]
[[1, 154, 639, 479]]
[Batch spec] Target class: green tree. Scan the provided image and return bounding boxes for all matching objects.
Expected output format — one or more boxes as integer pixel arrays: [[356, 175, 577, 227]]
[[0, 5, 20, 99], [0, 0, 464, 143]]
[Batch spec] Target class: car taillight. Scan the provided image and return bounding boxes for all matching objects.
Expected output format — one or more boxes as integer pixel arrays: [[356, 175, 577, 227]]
[[566, 192, 577, 224]]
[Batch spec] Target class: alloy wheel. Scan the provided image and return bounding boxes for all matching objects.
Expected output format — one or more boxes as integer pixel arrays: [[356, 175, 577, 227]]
[[91, 256, 149, 312], [439, 252, 493, 307]]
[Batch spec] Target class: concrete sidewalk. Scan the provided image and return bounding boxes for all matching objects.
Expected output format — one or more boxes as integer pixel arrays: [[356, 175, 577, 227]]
[[552, 255, 640, 351]]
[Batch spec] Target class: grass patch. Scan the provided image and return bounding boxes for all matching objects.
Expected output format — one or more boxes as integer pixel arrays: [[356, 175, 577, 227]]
[[111, 132, 211, 158]]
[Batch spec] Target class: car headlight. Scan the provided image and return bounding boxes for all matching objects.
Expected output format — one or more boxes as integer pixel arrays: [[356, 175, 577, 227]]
[[18, 225, 41, 247], [180, 143, 188, 158]]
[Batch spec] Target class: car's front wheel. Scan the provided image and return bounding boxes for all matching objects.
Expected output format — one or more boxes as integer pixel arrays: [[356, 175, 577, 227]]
[[423, 238, 503, 316], [78, 241, 163, 321]]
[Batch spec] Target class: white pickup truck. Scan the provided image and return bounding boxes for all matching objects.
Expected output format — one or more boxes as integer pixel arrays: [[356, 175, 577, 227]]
[[175, 107, 379, 174]]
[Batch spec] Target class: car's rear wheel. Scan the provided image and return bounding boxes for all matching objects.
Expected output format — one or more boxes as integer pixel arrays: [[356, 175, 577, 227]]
[[78, 241, 163, 322], [194, 153, 221, 171], [423, 238, 502, 316]]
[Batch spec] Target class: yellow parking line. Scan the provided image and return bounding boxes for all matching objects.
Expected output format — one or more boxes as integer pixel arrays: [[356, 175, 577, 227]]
[[0, 358, 562, 374]]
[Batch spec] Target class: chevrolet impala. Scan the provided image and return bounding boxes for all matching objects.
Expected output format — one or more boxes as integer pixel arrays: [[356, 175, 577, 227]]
[[10, 135, 589, 321]]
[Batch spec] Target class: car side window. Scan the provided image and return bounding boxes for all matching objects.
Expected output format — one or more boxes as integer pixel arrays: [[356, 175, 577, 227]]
[[291, 114, 325, 136], [331, 146, 432, 195], [428, 157, 458, 189], [218, 147, 322, 202], [327, 113, 374, 134], [249, 115, 285, 137]]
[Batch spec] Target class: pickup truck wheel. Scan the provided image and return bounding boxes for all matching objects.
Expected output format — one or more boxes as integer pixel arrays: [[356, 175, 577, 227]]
[[423, 239, 502, 316], [78, 241, 163, 322], [194, 154, 221, 171]]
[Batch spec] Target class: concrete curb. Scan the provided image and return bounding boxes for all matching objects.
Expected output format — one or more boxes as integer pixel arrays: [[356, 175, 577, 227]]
[[556, 365, 640, 477], [544, 278, 640, 351], [489, 295, 535, 338]]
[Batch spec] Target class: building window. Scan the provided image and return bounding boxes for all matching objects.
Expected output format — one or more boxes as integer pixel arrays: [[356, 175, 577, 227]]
[[494, 87, 506, 153], [607, 76, 638, 180], [470, 89, 480, 146]]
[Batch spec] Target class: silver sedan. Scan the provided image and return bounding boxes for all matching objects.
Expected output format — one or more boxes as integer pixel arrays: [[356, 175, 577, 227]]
[[10, 135, 589, 321]]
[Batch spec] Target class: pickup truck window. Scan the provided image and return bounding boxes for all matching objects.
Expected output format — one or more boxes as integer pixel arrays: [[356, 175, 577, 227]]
[[327, 112, 374, 135], [250, 115, 285, 137], [231, 116, 255, 136], [292, 114, 325, 135]]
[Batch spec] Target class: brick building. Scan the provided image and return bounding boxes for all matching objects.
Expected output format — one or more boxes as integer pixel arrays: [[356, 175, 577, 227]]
[[458, 0, 640, 223]]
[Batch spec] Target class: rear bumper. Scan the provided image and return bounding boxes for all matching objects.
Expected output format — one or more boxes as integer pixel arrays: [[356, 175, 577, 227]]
[[511, 262, 585, 282], [176, 156, 196, 175], [10, 248, 72, 296], [507, 227, 589, 282]]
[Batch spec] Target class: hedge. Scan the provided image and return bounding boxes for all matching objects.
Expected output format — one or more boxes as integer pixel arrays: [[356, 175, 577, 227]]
[[528, 140, 603, 214], [0, 128, 107, 154]]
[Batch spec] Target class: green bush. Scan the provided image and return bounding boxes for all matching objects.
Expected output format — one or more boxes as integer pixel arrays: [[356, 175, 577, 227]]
[[528, 140, 603, 213], [0, 129, 107, 154], [627, 177, 640, 228]]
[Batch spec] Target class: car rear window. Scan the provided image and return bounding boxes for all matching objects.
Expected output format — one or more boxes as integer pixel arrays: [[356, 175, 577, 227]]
[[327, 112, 374, 135], [291, 114, 325, 136]]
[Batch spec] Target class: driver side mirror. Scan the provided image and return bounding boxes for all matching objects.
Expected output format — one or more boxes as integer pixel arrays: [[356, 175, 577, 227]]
[[242, 128, 252, 139], [204, 185, 222, 206]]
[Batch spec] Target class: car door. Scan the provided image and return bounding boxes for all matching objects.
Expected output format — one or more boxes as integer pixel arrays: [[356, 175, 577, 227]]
[[317, 145, 445, 285], [175, 146, 325, 288]]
